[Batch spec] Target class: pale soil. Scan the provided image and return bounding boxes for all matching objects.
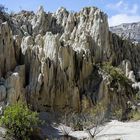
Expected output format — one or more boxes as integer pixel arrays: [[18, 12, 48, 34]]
[[39, 112, 140, 140], [70, 120, 140, 140]]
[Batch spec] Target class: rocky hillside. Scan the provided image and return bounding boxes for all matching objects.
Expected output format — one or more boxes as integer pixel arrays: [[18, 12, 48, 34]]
[[0, 6, 139, 116], [110, 22, 140, 43]]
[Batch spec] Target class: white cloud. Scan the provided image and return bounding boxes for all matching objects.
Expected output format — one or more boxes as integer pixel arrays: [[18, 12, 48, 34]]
[[109, 14, 140, 26], [107, 1, 138, 14], [107, 1, 140, 26]]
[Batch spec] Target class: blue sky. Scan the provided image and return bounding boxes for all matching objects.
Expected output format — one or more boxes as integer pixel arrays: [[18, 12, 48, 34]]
[[1, 0, 140, 26]]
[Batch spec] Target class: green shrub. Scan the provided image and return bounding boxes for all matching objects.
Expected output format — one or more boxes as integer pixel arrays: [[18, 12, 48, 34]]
[[0, 103, 41, 140], [102, 62, 131, 86], [131, 111, 140, 121], [135, 92, 140, 101], [113, 108, 123, 120]]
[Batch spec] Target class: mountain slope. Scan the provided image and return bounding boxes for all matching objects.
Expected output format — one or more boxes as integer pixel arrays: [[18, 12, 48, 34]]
[[110, 22, 140, 43]]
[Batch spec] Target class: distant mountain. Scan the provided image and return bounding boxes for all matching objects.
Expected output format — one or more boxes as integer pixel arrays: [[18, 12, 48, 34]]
[[110, 22, 140, 43]]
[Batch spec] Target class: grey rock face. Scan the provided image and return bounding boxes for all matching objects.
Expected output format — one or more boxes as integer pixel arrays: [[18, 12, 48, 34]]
[[0, 127, 7, 140], [0, 22, 17, 77], [5, 65, 25, 104], [0, 6, 138, 112], [110, 33, 140, 79], [0, 85, 6, 102], [110, 22, 140, 43]]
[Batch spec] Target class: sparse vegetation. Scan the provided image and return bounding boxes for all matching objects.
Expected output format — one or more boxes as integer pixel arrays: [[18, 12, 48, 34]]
[[135, 92, 140, 101], [113, 108, 123, 120], [0, 103, 41, 140], [102, 62, 131, 86], [59, 102, 106, 139], [86, 102, 106, 139], [61, 112, 88, 131], [130, 111, 140, 121], [59, 124, 72, 137]]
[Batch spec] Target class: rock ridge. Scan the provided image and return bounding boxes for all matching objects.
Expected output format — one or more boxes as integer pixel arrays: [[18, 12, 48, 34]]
[[0, 6, 139, 114]]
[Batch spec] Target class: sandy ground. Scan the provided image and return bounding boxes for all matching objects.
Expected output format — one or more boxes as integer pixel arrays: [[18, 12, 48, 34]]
[[39, 113, 140, 140], [69, 120, 140, 140]]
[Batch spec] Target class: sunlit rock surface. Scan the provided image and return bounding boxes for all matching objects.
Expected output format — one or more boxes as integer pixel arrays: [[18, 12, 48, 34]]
[[0, 6, 139, 113]]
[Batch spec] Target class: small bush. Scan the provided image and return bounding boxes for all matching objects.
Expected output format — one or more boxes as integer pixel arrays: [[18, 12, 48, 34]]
[[0, 103, 41, 140], [135, 92, 140, 101], [60, 112, 93, 131], [59, 124, 72, 137], [102, 62, 131, 86], [131, 111, 140, 121], [113, 108, 123, 120]]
